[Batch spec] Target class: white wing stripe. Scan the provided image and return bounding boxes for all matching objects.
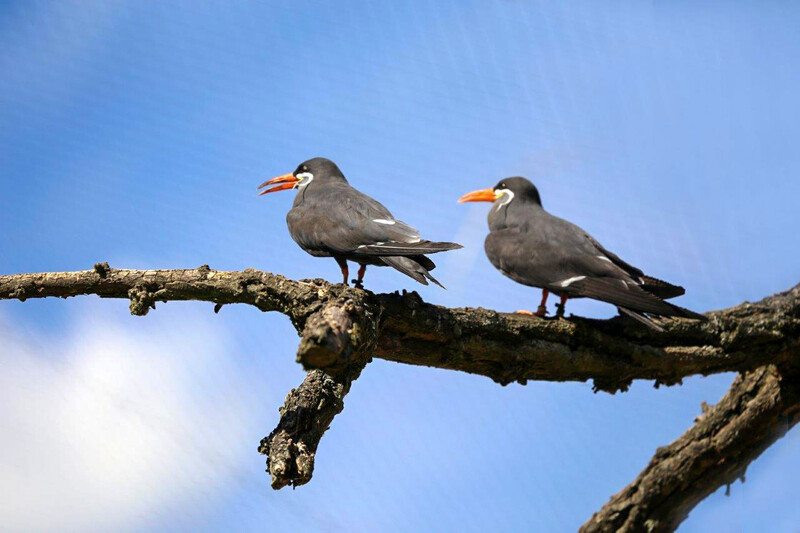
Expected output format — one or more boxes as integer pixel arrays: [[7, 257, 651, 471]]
[[559, 276, 587, 288]]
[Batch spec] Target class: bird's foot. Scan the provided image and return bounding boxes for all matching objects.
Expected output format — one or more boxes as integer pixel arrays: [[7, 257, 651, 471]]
[[535, 305, 547, 317], [555, 303, 566, 318], [352, 279, 364, 289], [515, 310, 535, 316]]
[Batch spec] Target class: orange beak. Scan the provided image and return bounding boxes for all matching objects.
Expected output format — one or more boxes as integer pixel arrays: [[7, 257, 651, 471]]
[[257, 172, 299, 196], [458, 188, 498, 203]]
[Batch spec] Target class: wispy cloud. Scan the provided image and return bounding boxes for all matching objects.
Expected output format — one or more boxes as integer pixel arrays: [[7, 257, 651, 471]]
[[0, 304, 256, 532]]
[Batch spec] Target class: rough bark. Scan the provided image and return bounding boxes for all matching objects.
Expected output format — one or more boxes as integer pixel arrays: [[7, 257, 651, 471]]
[[375, 284, 799, 392], [581, 364, 800, 533], [0, 265, 380, 489], [1, 264, 798, 529], [2, 265, 797, 392], [258, 298, 376, 489], [258, 367, 367, 489]]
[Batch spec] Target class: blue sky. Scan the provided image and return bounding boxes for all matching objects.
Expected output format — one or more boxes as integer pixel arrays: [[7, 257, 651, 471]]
[[1, 1, 799, 531]]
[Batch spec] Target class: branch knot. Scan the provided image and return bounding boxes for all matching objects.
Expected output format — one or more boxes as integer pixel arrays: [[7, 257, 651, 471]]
[[93, 262, 110, 278], [128, 285, 156, 316]]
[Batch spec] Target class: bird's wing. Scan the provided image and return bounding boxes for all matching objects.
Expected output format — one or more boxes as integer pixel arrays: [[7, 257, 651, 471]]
[[484, 217, 630, 288], [485, 217, 696, 318], [538, 216, 686, 298], [583, 233, 685, 298], [289, 185, 423, 254], [582, 233, 644, 278], [567, 277, 705, 319], [337, 187, 422, 244]]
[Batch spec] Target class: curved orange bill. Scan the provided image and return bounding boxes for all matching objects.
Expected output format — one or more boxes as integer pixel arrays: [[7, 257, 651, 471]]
[[258, 173, 299, 196], [458, 188, 497, 203]]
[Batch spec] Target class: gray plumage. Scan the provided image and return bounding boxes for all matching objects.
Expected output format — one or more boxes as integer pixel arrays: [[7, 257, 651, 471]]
[[481, 177, 705, 329], [280, 158, 461, 287]]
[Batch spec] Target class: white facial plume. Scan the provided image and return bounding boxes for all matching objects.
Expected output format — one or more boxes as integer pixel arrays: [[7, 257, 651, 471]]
[[496, 189, 515, 211], [296, 172, 314, 190]]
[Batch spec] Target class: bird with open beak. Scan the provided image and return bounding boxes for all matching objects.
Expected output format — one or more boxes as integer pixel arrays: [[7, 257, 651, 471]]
[[459, 177, 706, 330], [259, 157, 462, 288]]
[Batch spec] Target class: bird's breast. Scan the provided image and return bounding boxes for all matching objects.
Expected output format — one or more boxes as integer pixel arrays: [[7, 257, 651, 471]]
[[286, 205, 333, 257]]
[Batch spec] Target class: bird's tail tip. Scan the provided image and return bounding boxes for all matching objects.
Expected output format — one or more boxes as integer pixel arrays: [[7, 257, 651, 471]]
[[619, 304, 707, 331], [427, 241, 463, 252], [379, 256, 447, 289], [425, 271, 446, 289], [676, 306, 708, 321], [640, 275, 685, 299], [618, 307, 665, 332]]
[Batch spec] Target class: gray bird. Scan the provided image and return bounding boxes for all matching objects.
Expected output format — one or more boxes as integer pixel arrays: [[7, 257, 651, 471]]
[[459, 177, 706, 330], [259, 157, 462, 288]]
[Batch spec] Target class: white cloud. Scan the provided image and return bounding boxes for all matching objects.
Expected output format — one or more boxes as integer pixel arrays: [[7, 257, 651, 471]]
[[0, 304, 256, 532]]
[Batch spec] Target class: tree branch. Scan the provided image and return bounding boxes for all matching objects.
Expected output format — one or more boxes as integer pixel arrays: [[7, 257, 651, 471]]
[[0, 264, 383, 490], [2, 264, 799, 522], [374, 284, 799, 392], [258, 367, 367, 489], [2, 266, 798, 392], [258, 297, 377, 489], [581, 363, 800, 532]]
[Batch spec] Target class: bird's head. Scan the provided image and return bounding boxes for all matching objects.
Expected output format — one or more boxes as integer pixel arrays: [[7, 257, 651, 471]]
[[458, 177, 542, 208], [258, 157, 346, 196]]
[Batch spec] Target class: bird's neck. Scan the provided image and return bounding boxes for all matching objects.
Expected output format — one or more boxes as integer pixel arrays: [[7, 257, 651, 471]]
[[292, 180, 351, 207], [488, 201, 542, 231]]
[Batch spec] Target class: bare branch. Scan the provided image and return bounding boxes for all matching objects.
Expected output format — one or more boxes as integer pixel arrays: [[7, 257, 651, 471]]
[[0, 264, 323, 323], [258, 366, 368, 489], [2, 264, 799, 513], [0, 265, 383, 490], [2, 266, 798, 392], [257, 296, 377, 489], [581, 364, 800, 532], [374, 283, 800, 392]]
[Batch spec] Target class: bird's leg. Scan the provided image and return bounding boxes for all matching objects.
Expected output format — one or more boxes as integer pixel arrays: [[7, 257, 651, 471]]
[[536, 289, 549, 317], [352, 264, 366, 289], [516, 289, 549, 316], [334, 258, 349, 286], [555, 294, 568, 317]]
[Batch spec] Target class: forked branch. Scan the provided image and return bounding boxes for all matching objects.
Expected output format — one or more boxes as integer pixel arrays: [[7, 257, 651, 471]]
[[1, 264, 798, 526], [581, 364, 800, 533]]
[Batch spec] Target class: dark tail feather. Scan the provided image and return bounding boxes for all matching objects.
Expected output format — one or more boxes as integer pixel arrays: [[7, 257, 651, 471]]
[[358, 240, 462, 256], [669, 303, 708, 321], [618, 307, 665, 332], [639, 276, 685, 299], [412, 254, 436, 271], [572, 278, 706, 320], [423, 271, 445, 288], [380, 256, 445, 289]]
